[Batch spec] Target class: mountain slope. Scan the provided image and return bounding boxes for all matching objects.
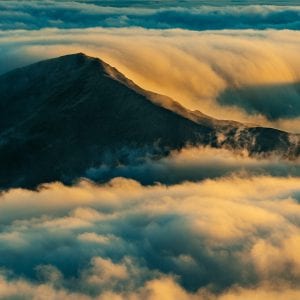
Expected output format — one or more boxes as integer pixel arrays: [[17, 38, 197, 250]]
[[0, 53, 298, 188]]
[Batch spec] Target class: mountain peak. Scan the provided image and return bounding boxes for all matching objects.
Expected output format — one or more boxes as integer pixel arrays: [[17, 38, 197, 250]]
[[42, 52, 105, 69], [0, 54, 298, 188], [73, 52, 87, 57], [57, 52, 98, 64]]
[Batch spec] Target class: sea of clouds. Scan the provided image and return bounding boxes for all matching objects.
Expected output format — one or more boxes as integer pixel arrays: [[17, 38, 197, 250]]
[[1, 1, 300, 299], [1, 175, 300, 299]]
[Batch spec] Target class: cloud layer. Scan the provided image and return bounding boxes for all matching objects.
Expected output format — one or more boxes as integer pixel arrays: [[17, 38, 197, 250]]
[[0, 175, 300, 298], [85, 146, 300, 185], [1, 1, 300, 31], [1, 27, 300, 132]]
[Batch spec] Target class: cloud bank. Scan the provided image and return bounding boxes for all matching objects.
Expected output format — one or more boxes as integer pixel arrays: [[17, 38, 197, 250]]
[[85, 146, 300, 185], [1, 1, 300, 31], [0, 175, 300, 298], [1, 27, 300, 132]]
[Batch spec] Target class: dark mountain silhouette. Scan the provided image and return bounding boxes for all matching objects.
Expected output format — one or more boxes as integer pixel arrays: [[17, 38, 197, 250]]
[[0, 53, 299, 189]]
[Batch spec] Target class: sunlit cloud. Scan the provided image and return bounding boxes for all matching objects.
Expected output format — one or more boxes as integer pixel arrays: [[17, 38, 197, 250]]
[[1, 28, 300, 132], [0, 175, 300, 298]]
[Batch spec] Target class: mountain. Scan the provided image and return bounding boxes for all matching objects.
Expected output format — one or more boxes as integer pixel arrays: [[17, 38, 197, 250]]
[[0, 53, 299, 189]]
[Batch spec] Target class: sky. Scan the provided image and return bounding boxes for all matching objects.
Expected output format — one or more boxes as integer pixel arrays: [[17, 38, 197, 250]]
[[1, 1, 300, 299]]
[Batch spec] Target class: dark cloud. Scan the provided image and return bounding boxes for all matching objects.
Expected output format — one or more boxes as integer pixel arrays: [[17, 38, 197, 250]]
[[0, 1, 300, 31], [85, 147, 300, 185], [218, 82, 300, 120]]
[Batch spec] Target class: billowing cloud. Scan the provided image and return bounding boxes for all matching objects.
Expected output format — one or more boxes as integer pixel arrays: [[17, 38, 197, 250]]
[[0, 175, 300, 298], [1, 28, 300, 132], [1, 1, 300, 31], [2, 274, 300, 300]]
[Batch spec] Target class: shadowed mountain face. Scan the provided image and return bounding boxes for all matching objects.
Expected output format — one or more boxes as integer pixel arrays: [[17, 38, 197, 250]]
[[0, 53, 299, 189]]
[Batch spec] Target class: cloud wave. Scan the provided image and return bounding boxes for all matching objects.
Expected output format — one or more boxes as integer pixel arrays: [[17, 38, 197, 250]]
[[1, 28, 300, 132]]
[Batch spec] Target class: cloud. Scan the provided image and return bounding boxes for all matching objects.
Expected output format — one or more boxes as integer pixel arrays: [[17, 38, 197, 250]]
[[2, 274, 300, 300], [217, 82, 300, 120], [1, 1, 300, 31], [85, 146, 300, 185], [1, 27, 300, 132], [0, 175, 300, 298]]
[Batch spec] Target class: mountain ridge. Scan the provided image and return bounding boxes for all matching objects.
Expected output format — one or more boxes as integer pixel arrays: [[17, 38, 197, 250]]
[[0, 53, 299, 189]]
